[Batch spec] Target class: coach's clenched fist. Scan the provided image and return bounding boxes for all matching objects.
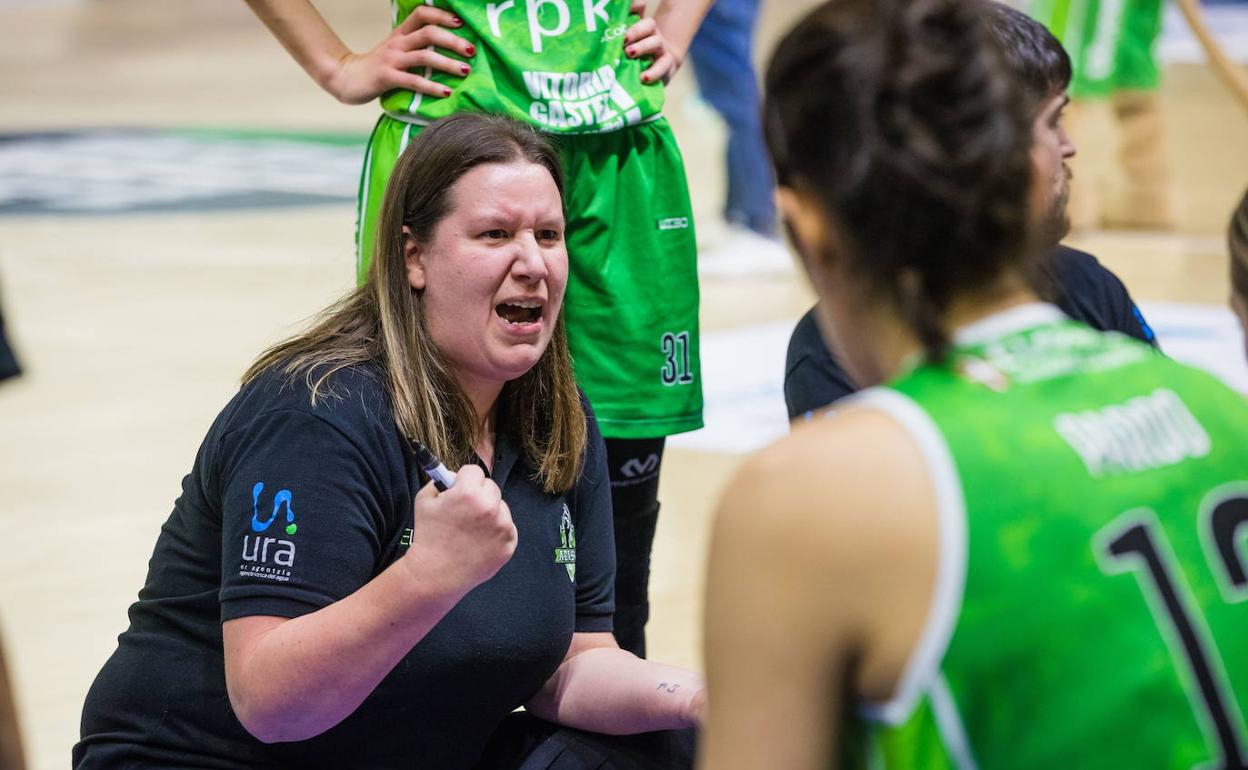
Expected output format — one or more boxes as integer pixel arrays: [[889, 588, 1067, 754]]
[[403, 464, 518, 598]]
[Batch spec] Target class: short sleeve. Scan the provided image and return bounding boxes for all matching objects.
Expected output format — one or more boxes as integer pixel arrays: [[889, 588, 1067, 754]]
[[216, 409, 392, 622], [1127, 303, 1159, 349], [1050, 246, 1160, 350], [784, 309, 859, 420], [1080, 252, 1158, 347], [567, 404, 616, 633]]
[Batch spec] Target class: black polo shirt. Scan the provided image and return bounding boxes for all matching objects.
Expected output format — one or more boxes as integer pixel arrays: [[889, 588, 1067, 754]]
[[784, 245, 1158, 419], [75, 364, 614, 769]]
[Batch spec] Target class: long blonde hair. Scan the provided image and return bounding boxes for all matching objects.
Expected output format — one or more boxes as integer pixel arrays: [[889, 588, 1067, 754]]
[[244, 113, 586, 493]]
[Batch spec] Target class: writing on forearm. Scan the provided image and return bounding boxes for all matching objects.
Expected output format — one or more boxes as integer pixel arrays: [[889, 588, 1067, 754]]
[[657, 682, 681, 693]]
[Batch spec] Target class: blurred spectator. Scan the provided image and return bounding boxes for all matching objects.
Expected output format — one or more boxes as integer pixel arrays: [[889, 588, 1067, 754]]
[[687, 0, 775, 238]]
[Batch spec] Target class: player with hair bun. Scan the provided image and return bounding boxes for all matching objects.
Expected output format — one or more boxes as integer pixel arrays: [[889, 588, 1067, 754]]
[[782, 0, 1159, 422], [700, 1, 1248, 768]]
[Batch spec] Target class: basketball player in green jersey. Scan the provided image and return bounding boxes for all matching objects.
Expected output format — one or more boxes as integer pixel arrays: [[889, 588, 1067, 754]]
[[1028, 0, 1163, 100], [700, 1, 1248, 768], [246, 0, 712, 657], [1026, 0, 1174, 227]]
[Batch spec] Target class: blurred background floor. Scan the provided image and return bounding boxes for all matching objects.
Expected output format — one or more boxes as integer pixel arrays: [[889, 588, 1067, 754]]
[[0, 1, 1246, 767]]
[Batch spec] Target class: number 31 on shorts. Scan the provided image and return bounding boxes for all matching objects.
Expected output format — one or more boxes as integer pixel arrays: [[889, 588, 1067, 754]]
[[660, 331, 694, 386]]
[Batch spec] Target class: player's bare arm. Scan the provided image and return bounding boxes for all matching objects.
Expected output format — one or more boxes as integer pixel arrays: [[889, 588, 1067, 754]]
[[700, 406, 940, 770], [626, 0, 715, 84], [243, 0, 474, 103]]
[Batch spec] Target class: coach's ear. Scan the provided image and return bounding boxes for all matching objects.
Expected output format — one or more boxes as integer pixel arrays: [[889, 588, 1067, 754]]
[[403, 226, 426, 291]]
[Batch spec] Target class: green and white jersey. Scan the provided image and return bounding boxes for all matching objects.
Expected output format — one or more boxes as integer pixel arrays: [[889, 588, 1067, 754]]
[[381, 0, 664, 133], [1025, 0, 1164, 97], [847, 304, 1248, 769]]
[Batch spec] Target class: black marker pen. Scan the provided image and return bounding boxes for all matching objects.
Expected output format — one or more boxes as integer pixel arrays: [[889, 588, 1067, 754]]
[[412, 440, 456, 491]]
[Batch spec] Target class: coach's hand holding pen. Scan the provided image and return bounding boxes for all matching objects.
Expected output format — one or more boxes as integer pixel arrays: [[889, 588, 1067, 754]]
[[403, 441, 517, 593], [413, 441, 457, 491]]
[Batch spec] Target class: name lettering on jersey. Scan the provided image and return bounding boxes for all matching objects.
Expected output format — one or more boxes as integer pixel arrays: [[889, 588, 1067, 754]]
[[1054, 388, 1211, 477], [240, 481, 298, 582], [522, 65, 642, 131], [979, 325, 1150, 384], [488, 0, 613, 54]]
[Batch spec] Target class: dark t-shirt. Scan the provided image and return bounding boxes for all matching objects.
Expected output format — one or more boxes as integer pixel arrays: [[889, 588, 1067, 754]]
[[75, 365, 615, 770], [784, 245, 1158, 419], [0, 300, 20, 383]]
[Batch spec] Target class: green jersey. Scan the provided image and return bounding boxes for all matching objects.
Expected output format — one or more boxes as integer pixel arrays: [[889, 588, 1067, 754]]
[[1026, 0, 1163, 98], [381, 0, 665, 133], [848, 304, 1248, 769]]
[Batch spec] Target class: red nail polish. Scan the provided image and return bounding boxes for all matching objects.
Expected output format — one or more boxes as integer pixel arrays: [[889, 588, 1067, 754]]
[[466, 43, 476, 56], [452, 15, 463, 25], [626, 46, 636, 57], [443, 87, 452, 97], [460, 63, 470, 75], [641, 74, 650, 83]]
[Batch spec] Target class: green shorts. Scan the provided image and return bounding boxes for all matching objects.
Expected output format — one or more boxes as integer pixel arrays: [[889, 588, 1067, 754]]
[[1028, 0, 1163, 99], [356, 115, 703, 439]]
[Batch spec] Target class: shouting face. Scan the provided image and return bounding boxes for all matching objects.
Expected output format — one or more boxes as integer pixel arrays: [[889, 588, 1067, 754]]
[[405, 161, 569, 395]]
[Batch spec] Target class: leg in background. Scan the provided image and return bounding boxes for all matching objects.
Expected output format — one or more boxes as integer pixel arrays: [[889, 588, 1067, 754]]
[[687, 0, 775, 236], [1105, 88, 1174, 228], [605, 437, 666, 659]]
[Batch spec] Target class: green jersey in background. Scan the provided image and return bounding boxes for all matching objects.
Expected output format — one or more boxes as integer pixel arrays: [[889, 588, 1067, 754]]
[[1027, 0, 1164, 98], [848, 304, 1248, 769], [381, 0, 665, 132]]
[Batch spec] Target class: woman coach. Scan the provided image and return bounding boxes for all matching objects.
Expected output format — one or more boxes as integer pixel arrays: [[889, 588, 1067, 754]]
[[74, 113, 702, 769]]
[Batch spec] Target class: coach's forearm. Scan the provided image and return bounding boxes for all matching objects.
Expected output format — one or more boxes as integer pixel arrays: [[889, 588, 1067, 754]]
[[527, 647, 703, 734], [224, 555, 468, 743]]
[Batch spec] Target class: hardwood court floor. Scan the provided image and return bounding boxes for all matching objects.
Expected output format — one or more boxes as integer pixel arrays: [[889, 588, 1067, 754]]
[[0, 2, 1245, 768]]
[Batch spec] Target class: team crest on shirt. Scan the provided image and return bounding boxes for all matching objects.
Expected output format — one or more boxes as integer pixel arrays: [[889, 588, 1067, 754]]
[[555, 503, 577, 583]]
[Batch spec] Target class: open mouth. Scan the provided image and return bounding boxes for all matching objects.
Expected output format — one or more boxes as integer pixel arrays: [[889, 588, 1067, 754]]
[[495, 300, 543, 325]]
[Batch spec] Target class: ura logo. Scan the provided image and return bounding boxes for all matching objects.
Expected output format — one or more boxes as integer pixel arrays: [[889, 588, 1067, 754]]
[[251, 481, 297, 535], [241, 482, 297, 578]]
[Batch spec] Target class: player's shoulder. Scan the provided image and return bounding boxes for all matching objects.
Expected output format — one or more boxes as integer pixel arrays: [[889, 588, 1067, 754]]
[[1150, 354, 1248, 415], [717, 392, 936, 558], [711, 391, 943, 675]]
